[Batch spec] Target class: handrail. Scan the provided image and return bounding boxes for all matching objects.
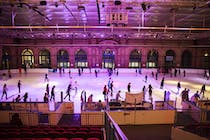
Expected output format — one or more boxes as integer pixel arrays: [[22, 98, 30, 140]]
[[0, 25, 210, 31], [105, 111, 128, 140]]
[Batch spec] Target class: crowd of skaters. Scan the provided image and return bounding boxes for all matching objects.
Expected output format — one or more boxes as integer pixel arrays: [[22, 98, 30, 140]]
[[1, 67, 209, 111]]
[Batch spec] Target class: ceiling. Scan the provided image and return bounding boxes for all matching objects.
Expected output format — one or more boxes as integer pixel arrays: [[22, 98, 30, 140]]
[[0, 0, 210, 41]]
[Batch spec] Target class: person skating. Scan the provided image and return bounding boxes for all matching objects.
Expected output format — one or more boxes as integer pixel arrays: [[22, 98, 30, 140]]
[[127, 82, 131, 92], [44, 73, 49, 82], [148, 84, 153, 98], [46, 83, 49, 95], [160, 77, 165, 89], [17, 80, 21, 93], [64, 84, 72, 101], [23, 92, 28, 102], [1, 84, 8, 100], [50, 85, 56, 101]]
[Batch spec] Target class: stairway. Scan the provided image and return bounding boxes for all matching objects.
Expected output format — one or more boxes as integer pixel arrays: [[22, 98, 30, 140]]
[[175, 111, 198, 126]]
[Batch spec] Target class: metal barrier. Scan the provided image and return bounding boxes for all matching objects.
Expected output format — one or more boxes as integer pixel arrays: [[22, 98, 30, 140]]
[[105, 112, 128, 140]]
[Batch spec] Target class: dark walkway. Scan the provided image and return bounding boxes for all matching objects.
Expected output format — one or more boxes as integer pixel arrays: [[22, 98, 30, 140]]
[[120, 124, 172, 140]]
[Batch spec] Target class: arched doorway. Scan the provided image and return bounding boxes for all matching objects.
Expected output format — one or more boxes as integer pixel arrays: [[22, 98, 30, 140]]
[[75, 49, 88, 68], [2, 49, 11, 69], [165, 50, 176, 68], [181, 50, 192, 68], [129, 49, 141, 68], [147, 49, 158, 68], [57, 49, 69, 68], [202, 51, 210, 69], [39, 49, 51, 68], [102, 49, 115, 68], [21, 49, 34, 67]]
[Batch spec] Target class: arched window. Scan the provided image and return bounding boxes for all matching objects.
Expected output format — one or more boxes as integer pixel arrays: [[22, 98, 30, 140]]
[[165, 50, 176, 68], [75, 49, 88, 68], [181, 50, 192, 68], [21, 49, 34, 67], [129, 49, 141, 68], [39, 49, 51, 68], [202, 51, 210, 69], [102, 49, 115, 68], [147, 49, 158, 68], [57, 49, 69, 68], [2, 49, 11, 69]]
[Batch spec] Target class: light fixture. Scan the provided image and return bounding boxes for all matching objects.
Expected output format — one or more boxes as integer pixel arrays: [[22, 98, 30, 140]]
[[40, 1, 47, 6], [114, 0, 121, 6]]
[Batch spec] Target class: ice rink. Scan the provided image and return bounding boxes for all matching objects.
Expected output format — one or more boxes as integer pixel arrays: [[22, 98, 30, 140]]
[[0, 68, 210, 113]]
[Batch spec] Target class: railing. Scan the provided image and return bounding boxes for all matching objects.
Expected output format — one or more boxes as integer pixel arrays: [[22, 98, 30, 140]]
[[105, 112, 128, 140]]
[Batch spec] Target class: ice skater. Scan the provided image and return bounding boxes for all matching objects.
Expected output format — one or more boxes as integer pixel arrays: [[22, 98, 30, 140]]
[[64, 84, 72, 101], [148, 84, 153, 98], [95, 69, 98, 77], [15, 95, 21, 102], [46, 83, 49, 95], [127, 82, 131, 92], [103, 85, 108, 101], [43, 92, 49, 103], [155, 72, 158, 80], [44, 73, 49, 82], [145, 75, 148, 83], [23, 92, 28, 102], [177, 81, 181, 94], [110, 81, 114, 96], [1, 83, 8, 100], [160, 77, 165, 89], [17, 80, 21, 93], [200, 84, 206, 97], [183, 70, 186, 77], [142, 85, 146, 101], [81, 90, 86, 111], [116, 90, 122, 102], [50, 85, 56, 101]]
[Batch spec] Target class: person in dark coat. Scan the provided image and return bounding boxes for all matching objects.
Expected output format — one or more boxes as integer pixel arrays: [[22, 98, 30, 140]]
[[50, 85, 56, 101], [1, 84, 8, 100], [127, 82, 131, 92], [17, 80, 21, 93], [23, 92, 28, 102], [160, 77, 165, 89]]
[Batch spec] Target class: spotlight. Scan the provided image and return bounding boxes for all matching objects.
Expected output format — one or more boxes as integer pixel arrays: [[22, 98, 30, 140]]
[[114, 0, 121, 6], [40, 1, 47, 6], [141, 3, 147, 11]]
